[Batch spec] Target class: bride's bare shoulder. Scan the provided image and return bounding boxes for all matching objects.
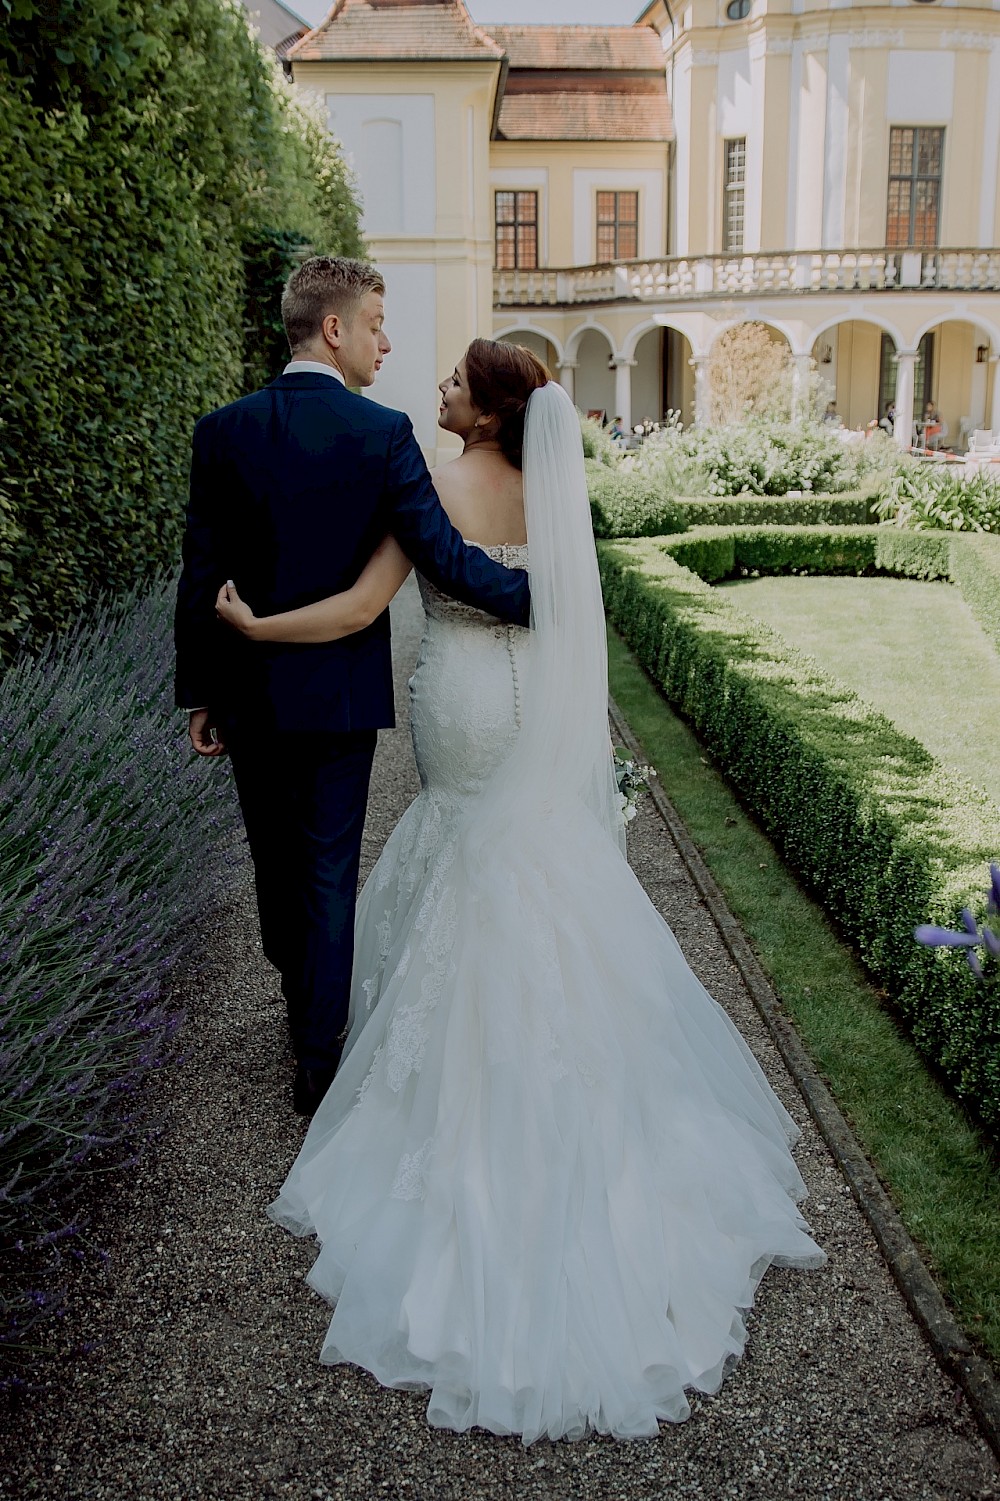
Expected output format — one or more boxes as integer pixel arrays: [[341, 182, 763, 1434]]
[[429, 458, 464, 496]]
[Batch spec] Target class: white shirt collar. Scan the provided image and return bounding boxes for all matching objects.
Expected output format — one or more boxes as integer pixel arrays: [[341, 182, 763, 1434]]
[[283, 360, 345, 385]]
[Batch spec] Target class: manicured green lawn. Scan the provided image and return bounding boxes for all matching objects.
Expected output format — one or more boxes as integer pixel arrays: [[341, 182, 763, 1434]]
[[717, 574, 1000, 807], [607, 623, 1000, 1367]]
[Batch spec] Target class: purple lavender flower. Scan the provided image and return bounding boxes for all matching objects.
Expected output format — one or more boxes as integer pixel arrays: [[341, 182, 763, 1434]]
[[1, 577, 241, 1387], [915, 868, 1000, 981]]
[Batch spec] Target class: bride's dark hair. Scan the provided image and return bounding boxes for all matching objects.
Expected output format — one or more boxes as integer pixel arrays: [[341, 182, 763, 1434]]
[[464, 339, 551, 470]]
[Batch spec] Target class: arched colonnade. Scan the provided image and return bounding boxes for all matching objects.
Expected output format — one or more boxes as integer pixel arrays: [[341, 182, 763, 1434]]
[[495, 305, 1000, 448]]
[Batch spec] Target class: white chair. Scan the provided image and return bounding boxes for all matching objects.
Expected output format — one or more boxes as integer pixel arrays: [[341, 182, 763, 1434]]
[[969, 429, 994, 456]]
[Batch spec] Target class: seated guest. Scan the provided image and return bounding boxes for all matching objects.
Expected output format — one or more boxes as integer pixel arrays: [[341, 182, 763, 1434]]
[[923, 399, 944, 449]]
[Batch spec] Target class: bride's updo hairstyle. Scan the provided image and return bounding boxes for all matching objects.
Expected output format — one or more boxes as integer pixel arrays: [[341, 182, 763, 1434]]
[[464, 339, 550, 470]]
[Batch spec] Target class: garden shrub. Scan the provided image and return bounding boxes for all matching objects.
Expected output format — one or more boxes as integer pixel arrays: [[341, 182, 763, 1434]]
[[871, 528, 954, 581], [580, 416, 621, 467], [587, 460, 687, 539], [659, 531, 735, 582], [875, 463, 1000, 534], [675, 492, 876, 528], [0, 0, 363, 664], [946, 533, 1000, 656], [0, 577, 241, 1384], [633, 417, 856, 498], [658, 525, 877, 578], [599, 536, 1000, 1127]]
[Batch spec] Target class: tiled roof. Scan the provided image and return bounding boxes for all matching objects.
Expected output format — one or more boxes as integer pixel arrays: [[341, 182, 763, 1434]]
[[484, 25, 664, 72], [276, 25, 308, 59], [288, 0, 504, 62], [496, 90, 672, 142]]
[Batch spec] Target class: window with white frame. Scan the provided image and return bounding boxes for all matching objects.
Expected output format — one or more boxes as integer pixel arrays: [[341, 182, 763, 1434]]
[[722, 138, 746, 253]]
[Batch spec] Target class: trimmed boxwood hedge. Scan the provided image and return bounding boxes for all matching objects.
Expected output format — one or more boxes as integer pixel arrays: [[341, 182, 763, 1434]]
[[674, 491, 877, 529], [656, 522, 1000, 656], [661, 524, 879, 582], [599, 525, 1000, 1129], [587, 460, 687, 538]]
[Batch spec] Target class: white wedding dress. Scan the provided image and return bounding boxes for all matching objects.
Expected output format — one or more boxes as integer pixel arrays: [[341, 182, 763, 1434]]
[[269, 386, 824, 1446]]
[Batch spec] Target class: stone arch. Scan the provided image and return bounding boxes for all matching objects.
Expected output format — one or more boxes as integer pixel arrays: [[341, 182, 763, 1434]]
[[805, 310, 908, 355], [568, 324, 616, 422], [706, 317, 794, 356], [564, 320, 618, 365], [493, 323, 565, 365], [805, 317, 906, 433], [908, 314, 1000, 447]]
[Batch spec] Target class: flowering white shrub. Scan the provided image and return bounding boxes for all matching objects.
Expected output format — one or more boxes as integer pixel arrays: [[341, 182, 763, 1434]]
[[629, 416, 856, 497]]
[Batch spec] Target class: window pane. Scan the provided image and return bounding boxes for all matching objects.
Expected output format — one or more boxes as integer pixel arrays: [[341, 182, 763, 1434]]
[[913, 181, 939, 247], [496, 225, 516, 269], [496, 191, 515, 223], [619, 192, 638, 225], [597, 224, 616, 261], [917, 130, 942, 177], [516, 225, 537, 269], [885, 179, 911, 247], [889, 127, 913, 177], [618, 223, 638, 258]]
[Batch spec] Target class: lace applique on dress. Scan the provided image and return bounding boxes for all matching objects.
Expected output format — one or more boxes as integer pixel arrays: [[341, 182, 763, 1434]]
[[385, 833, 459, 1092], [390, 1137, 433, 1201]]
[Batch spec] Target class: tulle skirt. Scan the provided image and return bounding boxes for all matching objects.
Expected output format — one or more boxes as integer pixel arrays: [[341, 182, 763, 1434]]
[[268, 781, 825, 1444]]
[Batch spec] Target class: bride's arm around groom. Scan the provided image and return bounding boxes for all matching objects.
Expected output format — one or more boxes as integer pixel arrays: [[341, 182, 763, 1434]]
[[172, 256, 531, 1114]]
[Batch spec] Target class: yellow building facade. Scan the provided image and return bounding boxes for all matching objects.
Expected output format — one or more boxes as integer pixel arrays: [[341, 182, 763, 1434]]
[[288, 0, 1000, 456]]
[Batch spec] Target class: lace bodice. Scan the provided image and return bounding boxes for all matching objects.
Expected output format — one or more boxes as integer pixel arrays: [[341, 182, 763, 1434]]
[[416, 542, 529, 630], [405, 541, 531, 803]]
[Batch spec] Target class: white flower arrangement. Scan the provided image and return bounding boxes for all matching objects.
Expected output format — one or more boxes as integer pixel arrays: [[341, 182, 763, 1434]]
[[614, 750, 654, 826]]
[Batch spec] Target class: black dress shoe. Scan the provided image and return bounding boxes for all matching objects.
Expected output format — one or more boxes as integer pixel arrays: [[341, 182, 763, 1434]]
[[292, 1060, 339, 1117]]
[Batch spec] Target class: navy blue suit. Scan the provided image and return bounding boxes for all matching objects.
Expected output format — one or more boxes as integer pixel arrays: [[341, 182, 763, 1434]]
[[175, 372, 530, 1069]]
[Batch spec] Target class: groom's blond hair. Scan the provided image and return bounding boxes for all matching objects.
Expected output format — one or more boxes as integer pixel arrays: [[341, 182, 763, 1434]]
[[282, 257, 386, 354]]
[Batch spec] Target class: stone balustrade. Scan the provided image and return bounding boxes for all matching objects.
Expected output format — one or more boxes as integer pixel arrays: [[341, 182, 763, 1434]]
[[494, 248, 1000, 307]]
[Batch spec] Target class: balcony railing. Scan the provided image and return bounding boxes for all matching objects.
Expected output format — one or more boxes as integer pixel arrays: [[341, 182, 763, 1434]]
[[494, 248, 1000, 307]]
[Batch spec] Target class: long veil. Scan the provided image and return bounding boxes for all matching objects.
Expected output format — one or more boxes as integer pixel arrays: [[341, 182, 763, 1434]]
[[462, 380, 625, 866]]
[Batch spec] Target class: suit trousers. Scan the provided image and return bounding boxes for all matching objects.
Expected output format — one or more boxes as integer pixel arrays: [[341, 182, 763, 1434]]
[[226, 726, 378, 1071]]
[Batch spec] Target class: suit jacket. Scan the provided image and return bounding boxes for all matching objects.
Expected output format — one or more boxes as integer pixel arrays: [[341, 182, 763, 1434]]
[[174, 373, 531, 733]]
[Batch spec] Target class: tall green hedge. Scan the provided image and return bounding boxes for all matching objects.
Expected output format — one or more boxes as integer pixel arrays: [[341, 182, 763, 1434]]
[[599, 527, 1000, 1128], [0, 0, 363, 662]]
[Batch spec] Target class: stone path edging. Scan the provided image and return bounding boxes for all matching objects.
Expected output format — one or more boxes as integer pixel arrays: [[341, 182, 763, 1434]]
[[609, 692, 1000, 1465]]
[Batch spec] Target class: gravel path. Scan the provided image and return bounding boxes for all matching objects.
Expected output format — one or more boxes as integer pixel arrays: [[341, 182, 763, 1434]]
[[3, 578, 998, 1501]]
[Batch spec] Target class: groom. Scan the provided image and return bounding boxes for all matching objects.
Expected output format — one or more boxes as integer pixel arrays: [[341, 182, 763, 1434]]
[[175, 256, 530, 1114]]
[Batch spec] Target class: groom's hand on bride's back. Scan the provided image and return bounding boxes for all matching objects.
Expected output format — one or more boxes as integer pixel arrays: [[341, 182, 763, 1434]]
[[188, 709, 227, 758]]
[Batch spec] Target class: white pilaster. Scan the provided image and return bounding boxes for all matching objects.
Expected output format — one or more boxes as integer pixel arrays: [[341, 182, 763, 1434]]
[[792, 354, 813, 423], [990, 357, 1000, 433], [690, 355, 711, 425], [557, 360, 578, 403], [894, 350, 918, 450], [613, 357, 637, 432]]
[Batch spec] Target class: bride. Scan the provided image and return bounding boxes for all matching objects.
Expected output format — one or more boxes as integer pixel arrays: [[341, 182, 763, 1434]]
[[215, 339, 824, 1445]]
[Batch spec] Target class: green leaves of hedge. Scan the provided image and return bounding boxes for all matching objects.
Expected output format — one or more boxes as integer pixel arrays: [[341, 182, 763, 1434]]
[[0, 0, 363, 664], [599, 525, 1000, 1128]]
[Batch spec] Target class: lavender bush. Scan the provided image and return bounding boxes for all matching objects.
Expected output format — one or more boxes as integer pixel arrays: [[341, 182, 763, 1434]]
[[0, 578, 240, 1385]]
